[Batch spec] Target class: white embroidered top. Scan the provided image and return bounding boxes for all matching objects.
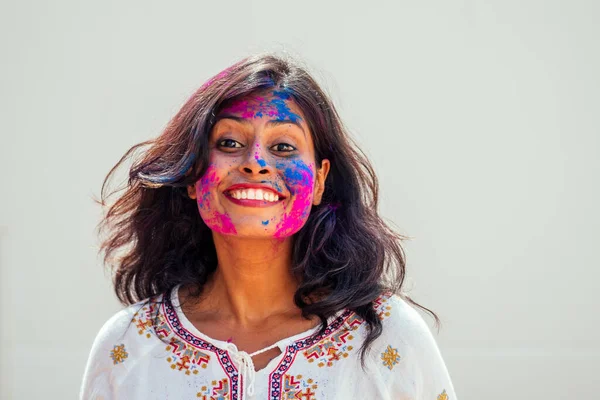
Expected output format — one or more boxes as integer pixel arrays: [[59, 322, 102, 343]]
[[80, 285, 457, 400]]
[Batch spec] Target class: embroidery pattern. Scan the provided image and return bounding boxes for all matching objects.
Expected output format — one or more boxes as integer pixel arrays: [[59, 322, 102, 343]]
[[132, 303, 157, 339], [163, 298, 240, 399], [373, 294, 393, 320], [131, 291, 398, 399], [132, 301, 212, 375], [302, 313, 361, 368], [166, 338, 211, 375], [267, 309, 352, 400], [197, 378, 230, 400], [132, 303, 162, 339], [110, 344, 128, 364], [282, 374, 318, 399], [437, 389, 449, 400], [381, 345, 401, 370]]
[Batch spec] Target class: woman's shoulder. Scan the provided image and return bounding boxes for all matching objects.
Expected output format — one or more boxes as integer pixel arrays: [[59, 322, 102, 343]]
[[83, 294, 167, 367], [371, 291, 440, 350], [369, 292, 458, 399], [79, 294, 167, 399], [94, 296, 164, 342]]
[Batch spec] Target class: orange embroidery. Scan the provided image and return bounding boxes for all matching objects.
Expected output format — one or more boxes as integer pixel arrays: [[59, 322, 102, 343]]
[[110, 344, 128, 365], [381, 345, 401, 370], [282, 374, 318, 399], [132, 302, 211, 375], [196, 378, 230, 399]]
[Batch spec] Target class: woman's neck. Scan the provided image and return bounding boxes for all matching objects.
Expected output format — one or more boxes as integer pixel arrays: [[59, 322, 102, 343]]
[[191, 233, 301, 328]]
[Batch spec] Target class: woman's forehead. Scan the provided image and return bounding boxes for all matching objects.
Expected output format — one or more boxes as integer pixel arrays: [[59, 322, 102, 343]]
[[218, 89, 305, 123]]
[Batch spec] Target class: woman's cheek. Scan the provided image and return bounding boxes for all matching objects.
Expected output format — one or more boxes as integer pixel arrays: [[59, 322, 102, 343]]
[[196, 164, 237, 235], [274, 159, 315, 238]]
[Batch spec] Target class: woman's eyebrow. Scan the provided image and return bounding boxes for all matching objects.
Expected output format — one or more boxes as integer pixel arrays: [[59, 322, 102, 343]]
[[265, 119, 306, 136]]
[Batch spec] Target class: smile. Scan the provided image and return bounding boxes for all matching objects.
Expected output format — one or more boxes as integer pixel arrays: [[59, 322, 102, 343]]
[[227, 188, 280, 202], [224, 188, 285, 208]]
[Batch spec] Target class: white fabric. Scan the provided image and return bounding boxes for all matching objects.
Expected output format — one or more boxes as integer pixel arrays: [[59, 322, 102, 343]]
[[224, 341, 278, 397], [80, 285, 457, 399]]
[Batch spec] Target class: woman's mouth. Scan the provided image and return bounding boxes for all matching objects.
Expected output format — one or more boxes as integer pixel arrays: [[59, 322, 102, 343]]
[[224, 188, 285, 207]]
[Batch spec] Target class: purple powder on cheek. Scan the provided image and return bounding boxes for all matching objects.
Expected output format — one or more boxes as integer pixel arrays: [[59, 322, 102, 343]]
[[273, 159, 315, 238]]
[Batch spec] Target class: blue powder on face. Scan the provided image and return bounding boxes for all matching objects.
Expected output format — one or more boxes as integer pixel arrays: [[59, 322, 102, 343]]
[[199, 189, 211, 209], [272, 90, 291, 100], [261, 220, 269, 225], [275, 159, 313, 195], [270, 91, 302, 123], [257, 158, 267, 167], [276, 159, 312, 183]]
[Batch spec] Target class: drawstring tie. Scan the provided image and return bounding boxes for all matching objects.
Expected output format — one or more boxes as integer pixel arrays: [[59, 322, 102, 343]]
[[224, 342, 281, 399]]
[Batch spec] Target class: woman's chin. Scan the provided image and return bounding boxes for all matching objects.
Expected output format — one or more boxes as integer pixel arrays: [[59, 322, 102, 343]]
[[214, 226, 283, 240]]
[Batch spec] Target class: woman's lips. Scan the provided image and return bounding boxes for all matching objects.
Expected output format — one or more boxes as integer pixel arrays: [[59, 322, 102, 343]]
[[223, 191, 284, 208]]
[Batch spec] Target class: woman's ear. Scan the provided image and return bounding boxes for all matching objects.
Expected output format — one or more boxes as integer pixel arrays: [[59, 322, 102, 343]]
[[313, 159, 330, 205], [187, 184, 197, 200]]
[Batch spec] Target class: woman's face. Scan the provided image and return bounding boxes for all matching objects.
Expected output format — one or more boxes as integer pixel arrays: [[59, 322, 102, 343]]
[[187, 89, 330, 239]]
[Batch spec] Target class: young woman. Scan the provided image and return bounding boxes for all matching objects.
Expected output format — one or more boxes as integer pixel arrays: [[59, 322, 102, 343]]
[[80, 53, 458, 399]]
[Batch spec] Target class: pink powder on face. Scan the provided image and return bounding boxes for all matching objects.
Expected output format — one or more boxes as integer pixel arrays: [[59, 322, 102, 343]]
[[221, 99, 255, 119], [204, 211, 237, 235], [200, 91, 316, 238], [196, 164, 237, 235], [273, 162, 315, 238], [219, 91, 302, 123]]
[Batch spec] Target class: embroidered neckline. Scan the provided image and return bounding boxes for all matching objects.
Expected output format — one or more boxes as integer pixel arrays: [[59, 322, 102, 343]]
[[161, 285, 357, 399], [151, 286, 396, 400], [164, 284, 353, 356]]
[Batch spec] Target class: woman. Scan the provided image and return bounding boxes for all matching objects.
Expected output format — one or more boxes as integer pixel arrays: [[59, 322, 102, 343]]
[[80, 53, 458, 399]]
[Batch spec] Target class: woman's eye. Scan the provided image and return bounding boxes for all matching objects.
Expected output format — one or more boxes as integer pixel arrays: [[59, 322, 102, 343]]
[[217, 139, 243, 149], [271, 143, 296, 152]]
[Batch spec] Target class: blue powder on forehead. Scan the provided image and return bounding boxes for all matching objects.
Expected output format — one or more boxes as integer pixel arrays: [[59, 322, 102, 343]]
[[272, 90, 291, 100], [270, 91, 302, 123], [261, 220, 270, 225]]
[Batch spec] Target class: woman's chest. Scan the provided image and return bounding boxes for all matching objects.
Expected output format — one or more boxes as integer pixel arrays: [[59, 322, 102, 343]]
[[187, 316, 322, 371], [118, 343, 400, 400]]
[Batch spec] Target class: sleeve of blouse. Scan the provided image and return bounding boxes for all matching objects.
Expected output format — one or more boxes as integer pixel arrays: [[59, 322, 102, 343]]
[[79, 307, 134, 400], [387, 295, 458, 400]]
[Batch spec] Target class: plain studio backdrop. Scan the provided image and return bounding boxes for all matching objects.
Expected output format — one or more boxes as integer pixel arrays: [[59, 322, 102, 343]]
[[1, 1, 598, 399]]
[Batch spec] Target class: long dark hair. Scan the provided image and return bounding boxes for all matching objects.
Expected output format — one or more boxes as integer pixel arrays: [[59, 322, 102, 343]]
[[97, 53, 440, 365]]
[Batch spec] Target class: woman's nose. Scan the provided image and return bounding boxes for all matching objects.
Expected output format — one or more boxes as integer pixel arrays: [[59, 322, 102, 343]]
[[239, 144, 273, 176]]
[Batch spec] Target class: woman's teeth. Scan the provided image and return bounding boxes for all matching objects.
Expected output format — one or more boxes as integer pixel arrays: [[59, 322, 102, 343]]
[[229, 188, 280, 202]]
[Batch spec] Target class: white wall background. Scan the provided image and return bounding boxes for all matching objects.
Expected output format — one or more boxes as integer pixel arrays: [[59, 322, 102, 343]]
[[1, 0, 598, 399]]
